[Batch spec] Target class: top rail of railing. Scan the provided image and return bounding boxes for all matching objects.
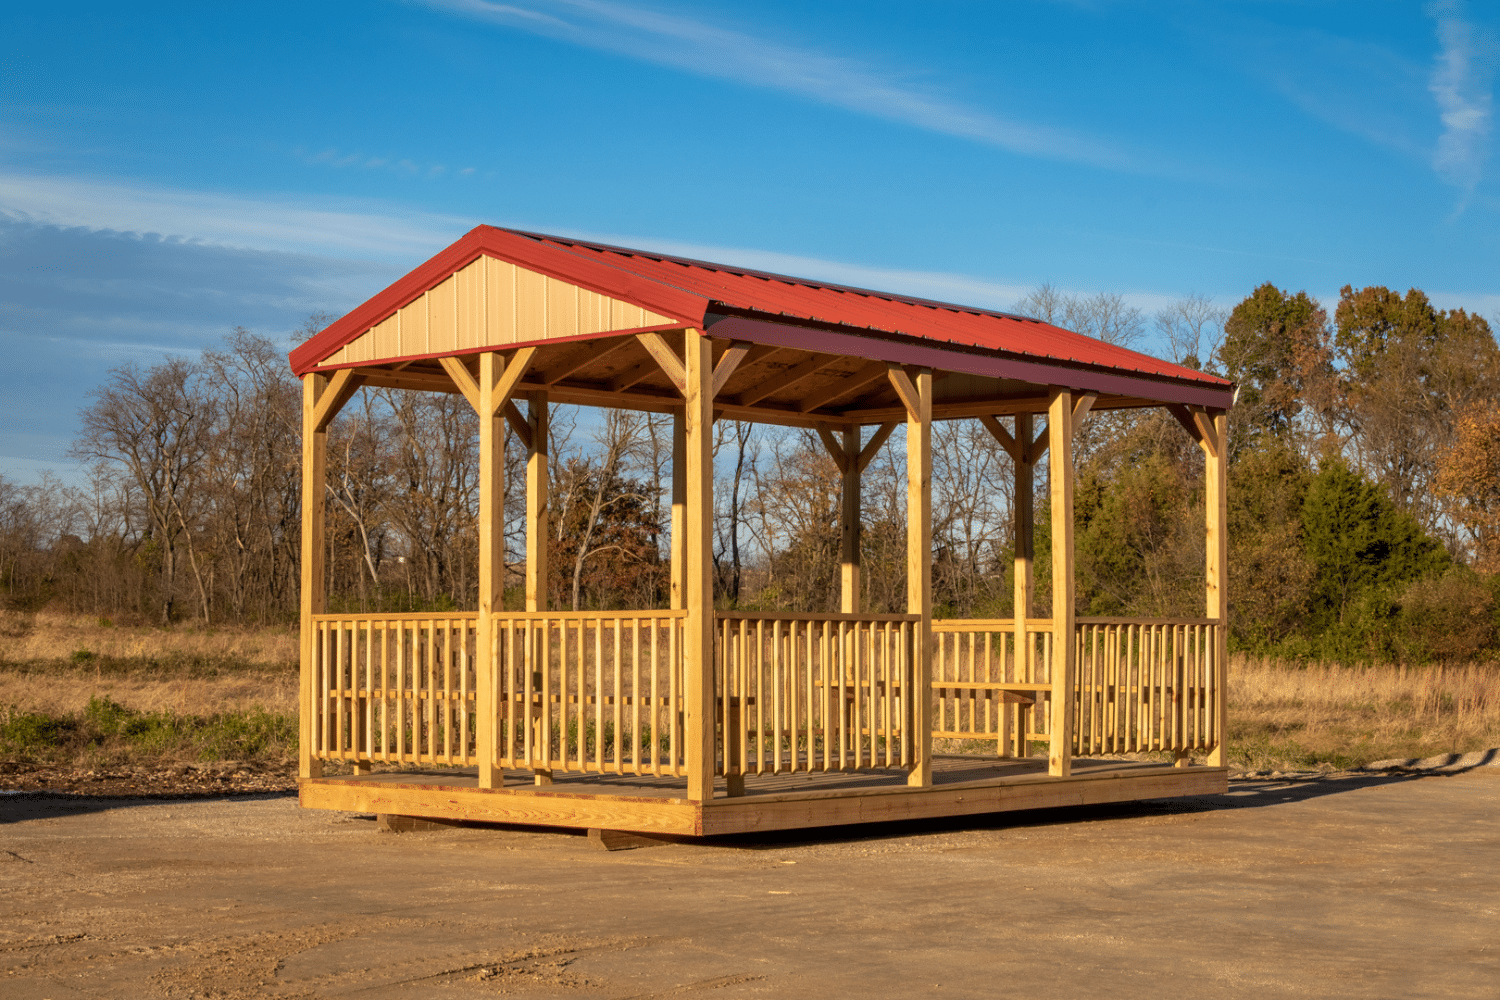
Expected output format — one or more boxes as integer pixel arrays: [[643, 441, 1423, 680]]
[[715, 611, 921, 623], [933, 616, 1222, 629], [310, 609, 686, 623]]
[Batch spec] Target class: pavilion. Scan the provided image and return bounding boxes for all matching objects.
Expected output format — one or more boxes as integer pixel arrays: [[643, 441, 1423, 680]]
[[288, 225, 1233, 839]]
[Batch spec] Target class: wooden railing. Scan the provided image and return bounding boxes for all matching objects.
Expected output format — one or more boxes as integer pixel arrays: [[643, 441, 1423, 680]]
[[1074, 619, 1221, 755], [310, 610, 687, 775], [311, 614, 481, 766], [931, 619, 1053, 755], [932, 617, 1223, 757], [309, 611, 1219, 777], [492, 610, 687, 777], [716, 612, 919, 775]]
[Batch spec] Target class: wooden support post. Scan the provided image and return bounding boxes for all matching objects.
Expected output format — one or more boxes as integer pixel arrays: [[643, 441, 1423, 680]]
[[684, 329, 717, 802], [1047, 390, 1076, 778], [1206, 410, 1228, 767], [1013, 412, 1034, 758], [904, 370, 933, 787], [299, 374, 328, 780], [526, 390, 550, 785], [840, 426, 860, 613], [476, 353, 504, 789], [671, 407, 686, 611]]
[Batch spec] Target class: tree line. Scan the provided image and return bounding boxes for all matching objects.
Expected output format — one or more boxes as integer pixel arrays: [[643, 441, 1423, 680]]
[[2, 283, 1498, 663]]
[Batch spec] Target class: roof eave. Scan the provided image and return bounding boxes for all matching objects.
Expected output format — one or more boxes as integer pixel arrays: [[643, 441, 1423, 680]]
[[702, 312, 1235, 410]]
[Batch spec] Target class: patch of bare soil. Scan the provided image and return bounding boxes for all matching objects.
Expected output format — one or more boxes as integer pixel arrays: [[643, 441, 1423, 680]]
[[0, 759, 297, 797]]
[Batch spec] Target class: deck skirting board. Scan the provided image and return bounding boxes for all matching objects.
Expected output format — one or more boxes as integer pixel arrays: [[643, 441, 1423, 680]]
[[299, 765, 1226, 838], [700, 766, 1227, 835], [300, 780, 704, 835]]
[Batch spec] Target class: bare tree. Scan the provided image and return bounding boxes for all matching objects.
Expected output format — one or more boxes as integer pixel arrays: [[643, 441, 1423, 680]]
[[567, 409, 641, 611], [1155, 293, 1228, 372], [72, 357, 214, 623]]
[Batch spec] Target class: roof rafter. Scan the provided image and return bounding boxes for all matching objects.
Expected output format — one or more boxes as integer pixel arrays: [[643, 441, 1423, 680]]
[[732, 354, 836, 407]]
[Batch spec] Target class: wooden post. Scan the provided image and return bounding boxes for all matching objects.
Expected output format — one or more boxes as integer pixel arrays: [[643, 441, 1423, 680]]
[[1206, 410, 1228, 767], [476, 353, 504, 789], [670, 407, 686, 611], [1047, 389, 1075, 778], [526, 392, 549, 612], [1013, 411, 1033, 757], [526, 390, 550, 784], [840, 427, 861, 613], [299, 373, 328, 780], [906, 370, 933, 787], [684, 329, 717, 801]]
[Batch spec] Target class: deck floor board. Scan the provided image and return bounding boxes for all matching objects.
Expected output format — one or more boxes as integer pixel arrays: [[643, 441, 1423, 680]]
[[309, 754, 1171, 799]]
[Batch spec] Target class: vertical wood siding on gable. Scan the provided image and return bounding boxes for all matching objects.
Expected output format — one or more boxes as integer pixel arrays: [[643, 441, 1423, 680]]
[[317, 256, 679, 367]]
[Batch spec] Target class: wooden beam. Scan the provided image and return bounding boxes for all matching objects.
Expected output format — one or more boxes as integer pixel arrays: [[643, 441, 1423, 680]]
[[799, 360, 890, 413], [731, 354, 836, 407], [439, 356, 480, 411], [514, 380, 850, 431], [1013, 411, 1034, 763], [299, 764, 1229, 838], [711, 341, 753, 397], [837, 394, 1166, 424], [671, 408, 686, 611], [841, 426, 860, 613], [728, 342, 781, 379], [537, 337, 630, 385], [1191, 406, 1220, 460], [476, 352, 505, 789], [853, 421, 896, 474], [299, 374, 327, 780], [443, 350, 537, 421], [636, 332, 687, 396], [525, 391, 549, 785], [978, 414, 1021, 463], [906, 368, 933, 788], [1165, 403, 1203, 447], [347, 369, 457, 395], [1206, 410, 1228, 768], [503, 400, 532, 449], [1072, 392, 1098, 435], [526, 392, 549, 613], [684, 329, 716, 802], [814, 422, 849, 473], [1026, 426, 1050, 465], [1047, 389, 1076, 779], [607, 356, 664, 394], [488, 347, 538, 416], [886, 364, 921, 419], [696, 764, 1227, 835], [311, 368, 364, 432]]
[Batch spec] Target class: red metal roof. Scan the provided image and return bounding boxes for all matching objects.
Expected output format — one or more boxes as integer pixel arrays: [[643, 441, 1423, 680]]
[[290, 225, 1232, 405]]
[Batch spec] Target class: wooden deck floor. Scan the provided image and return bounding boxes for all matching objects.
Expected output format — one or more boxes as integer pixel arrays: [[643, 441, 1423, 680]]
[[301, 755, 1228, 837]]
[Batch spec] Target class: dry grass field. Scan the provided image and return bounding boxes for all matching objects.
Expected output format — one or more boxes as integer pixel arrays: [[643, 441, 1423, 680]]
[[2, 612, 1497, 773], [1228, 654, 1500, 770]]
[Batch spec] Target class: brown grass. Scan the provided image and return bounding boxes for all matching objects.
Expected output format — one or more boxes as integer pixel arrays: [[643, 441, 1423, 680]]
[[0, 667, 296, 718], [0, 610, 296, 720], [0, 610, 297, 668], [1228, 654, 1500, 770]]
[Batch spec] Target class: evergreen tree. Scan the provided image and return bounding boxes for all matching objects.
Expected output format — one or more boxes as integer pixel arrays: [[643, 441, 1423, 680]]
[[1300, 459, 1448, 645]]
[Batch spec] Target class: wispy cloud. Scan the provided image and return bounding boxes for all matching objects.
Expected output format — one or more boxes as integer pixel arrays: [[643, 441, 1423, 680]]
[[422, 0, 1137, 171], [1428, 2, 1497, 197], [0, 173, 468, 261], [290, 145, 484, 179]]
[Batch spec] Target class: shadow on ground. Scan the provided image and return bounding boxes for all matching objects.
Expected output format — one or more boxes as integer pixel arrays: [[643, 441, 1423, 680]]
[[12, 761, 1497, 849]]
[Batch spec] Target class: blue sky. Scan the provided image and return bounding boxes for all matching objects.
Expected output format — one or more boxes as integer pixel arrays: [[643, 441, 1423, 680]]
[[2, 0, 1497, 483]]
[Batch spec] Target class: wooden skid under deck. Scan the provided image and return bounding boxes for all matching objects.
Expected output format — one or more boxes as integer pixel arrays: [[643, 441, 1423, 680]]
[[299, 759, 1228, 838]]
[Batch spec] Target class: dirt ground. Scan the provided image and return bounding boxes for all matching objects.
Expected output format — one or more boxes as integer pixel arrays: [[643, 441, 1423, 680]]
[[2, 768, 1497, 1000]]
